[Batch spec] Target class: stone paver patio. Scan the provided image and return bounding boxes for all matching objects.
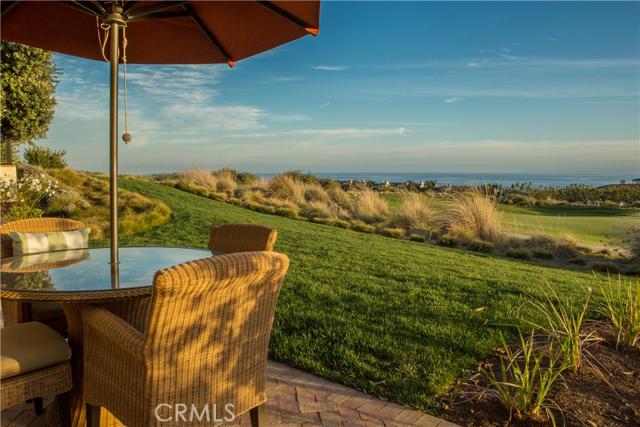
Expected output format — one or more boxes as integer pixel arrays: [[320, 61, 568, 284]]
[[1, 361, 459, 427]]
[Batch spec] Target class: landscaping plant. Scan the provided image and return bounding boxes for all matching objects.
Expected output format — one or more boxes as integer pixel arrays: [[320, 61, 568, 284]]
[[527, 284, 594, 372], [438, 188, 502, 242], [482, 330, 566, 425], [598, 275, 640, 349]]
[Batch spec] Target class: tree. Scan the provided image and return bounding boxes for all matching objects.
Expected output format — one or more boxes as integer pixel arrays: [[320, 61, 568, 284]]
[[1, 42, 59, 163]]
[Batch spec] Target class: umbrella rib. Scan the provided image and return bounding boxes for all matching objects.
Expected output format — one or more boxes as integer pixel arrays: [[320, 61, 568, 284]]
[[182, 4, 235, 66], [256, 1, 318, 35], [0, 0, 20, 17], [62, 1, 101, 17], [125, 1, 188, 21]]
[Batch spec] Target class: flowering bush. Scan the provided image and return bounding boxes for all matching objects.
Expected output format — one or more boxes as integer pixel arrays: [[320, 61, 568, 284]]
[[0, 174, 58, 220]]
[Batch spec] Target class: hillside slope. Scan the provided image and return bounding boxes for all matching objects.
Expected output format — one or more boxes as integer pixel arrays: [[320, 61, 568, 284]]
[[109, 178, 599, 410]]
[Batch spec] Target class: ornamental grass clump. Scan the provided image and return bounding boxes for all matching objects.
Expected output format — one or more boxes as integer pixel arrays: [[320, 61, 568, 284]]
[[598, 275, 640, 349], [392, 193, 434, 229], [214, 168, 237, 192], [180, 167, 218, 190], [482, 330, 565, 425], [352, 188, 389, 224], [439, 188, 502, 242], [527, 284, 594, 373], [268, 175, 306, 205]]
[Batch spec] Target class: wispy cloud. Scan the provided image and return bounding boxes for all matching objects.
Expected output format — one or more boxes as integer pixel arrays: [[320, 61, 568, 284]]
[[318, 101, 331, 109], [229, 127, 407, 140], [313, 65, 349, 71], [444, 97, 464, 104]]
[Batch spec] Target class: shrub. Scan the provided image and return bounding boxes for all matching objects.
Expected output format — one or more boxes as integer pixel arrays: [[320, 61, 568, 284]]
[[3, 204, 43, 221], [175, 180, 209, 197], [409, 233, 426, 242], [624, 227, 640, 260], [350, 220, 375, 233], [482, 330, 566, 424], [268, 175, 306, 205], [311, 217, 335, 226], [568, 257, 587, 266], [180, 167, 217, 190], [532, 249, 555, 260], [598, 276, 639, 349], [352, 188, 389, 224], [274, 207, 299, 219], [438, 234, 458, 247], [591, 262, 621, 274], [214, 168, 237, 192], [300, 201, 333, 219], [208, 192, 227, 202], [333, 219, 350, 229], [466, 238, 495, 253], [23, 145, 67, 169], [524, 234, 556, 251], [506, 248, 531, 260], [555, 239, 581, 259], [380, 227, 405, 239], [241, 189, 266, 205], [392, 193, 434, 229], [439, 188, 502, 242], [46, 189, 88, 217], [327, 184, 351, 208], [304, 183, 330, 203]]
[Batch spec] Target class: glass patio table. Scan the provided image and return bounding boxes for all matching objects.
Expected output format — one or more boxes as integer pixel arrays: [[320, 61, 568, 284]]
[[0, 246, 216, 427]]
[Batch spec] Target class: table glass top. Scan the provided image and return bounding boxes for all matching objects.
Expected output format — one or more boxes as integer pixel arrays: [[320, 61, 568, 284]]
[[0, 247, 213, 292]]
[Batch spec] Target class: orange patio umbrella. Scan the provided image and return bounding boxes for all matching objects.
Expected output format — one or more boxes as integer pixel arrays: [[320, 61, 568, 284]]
[[1, 0, 320, 266]]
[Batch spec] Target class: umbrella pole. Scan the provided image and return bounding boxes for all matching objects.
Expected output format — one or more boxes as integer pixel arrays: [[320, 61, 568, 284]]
[[108, 20, 120, 267]]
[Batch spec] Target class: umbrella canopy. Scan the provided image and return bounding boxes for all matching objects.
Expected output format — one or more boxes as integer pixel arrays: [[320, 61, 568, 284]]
[[1, 1, 320, 65], [1, 1, 320, 268]]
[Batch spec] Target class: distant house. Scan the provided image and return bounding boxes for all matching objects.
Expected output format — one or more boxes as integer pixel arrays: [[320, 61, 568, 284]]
[[632, 178, 640, 185]]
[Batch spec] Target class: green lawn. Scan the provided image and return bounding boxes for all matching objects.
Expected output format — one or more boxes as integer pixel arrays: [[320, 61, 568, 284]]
[[501, 205, 639, 246], [382, 193, 638, 246], [106, 179, 600, 411]]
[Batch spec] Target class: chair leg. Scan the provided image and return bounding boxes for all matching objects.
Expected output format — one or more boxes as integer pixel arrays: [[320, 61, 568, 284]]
[[33, 397, 44, 415], [86, 403, 101, 427], [58, 393, 71, 427], [249, 404, 266, 427]]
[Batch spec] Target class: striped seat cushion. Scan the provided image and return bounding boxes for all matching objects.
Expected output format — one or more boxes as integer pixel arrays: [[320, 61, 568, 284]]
[[8, 228, 90, 256]]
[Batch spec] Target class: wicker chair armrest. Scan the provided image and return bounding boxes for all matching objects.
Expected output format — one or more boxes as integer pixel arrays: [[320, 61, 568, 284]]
[[82, 305, 145, 364]]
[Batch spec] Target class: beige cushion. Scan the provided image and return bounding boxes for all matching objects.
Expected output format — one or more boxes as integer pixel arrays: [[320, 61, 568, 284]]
[[1, 322, 71, 380]]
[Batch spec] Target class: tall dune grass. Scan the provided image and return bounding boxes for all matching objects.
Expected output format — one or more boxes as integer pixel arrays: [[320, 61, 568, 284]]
[[214, 168, 237, 192], [392, 193, 434, 229], [439, 188, 502, 242], [180, 167, 217, 190], [268, 175, 306, 205], [352, 188, 389, 224]]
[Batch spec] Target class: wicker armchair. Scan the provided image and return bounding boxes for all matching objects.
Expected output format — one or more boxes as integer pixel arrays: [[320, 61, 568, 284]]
[[82, 251, 290, 427], [1, 322, 72, 427], [208, 224, 277, 254], [0, 217, 87, 334]]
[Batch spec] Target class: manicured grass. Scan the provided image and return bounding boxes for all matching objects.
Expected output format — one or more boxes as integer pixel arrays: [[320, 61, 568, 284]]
[[382, 193, 638, 246], [105, 179, 599, 411], [501, 205, 639, 246]]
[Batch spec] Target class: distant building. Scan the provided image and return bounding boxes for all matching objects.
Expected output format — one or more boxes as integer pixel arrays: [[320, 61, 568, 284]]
[[620, 180, 626, 184], [632, 178, 640, 185]]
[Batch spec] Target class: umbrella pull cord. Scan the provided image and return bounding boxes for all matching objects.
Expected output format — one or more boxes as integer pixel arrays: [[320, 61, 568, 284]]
[[97, 17, 110, 62], [121, 27, 132, 144]]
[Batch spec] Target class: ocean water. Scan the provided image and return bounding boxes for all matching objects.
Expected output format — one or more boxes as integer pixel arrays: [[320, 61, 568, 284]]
[[257, 172, 636, 187]]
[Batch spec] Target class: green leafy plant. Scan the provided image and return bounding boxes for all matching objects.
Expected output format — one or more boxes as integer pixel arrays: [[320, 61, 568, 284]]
[[23, 145, 67, 169], [482, 330, 565, 425], [527, 285, 594, 372], [598, 275, 640, 349]]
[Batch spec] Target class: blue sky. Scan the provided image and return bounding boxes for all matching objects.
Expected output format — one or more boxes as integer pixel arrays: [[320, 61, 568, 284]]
[[42, 1, 639, 175]]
